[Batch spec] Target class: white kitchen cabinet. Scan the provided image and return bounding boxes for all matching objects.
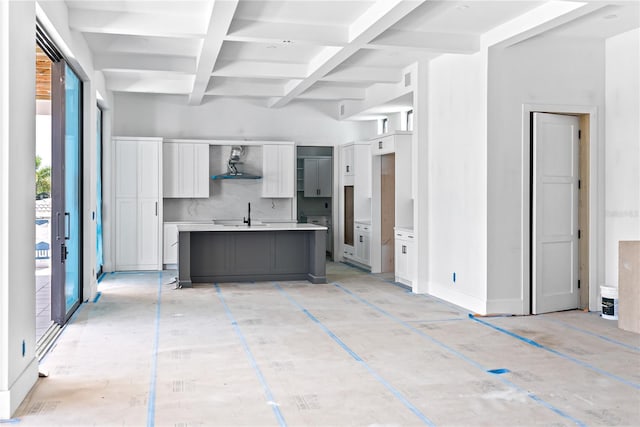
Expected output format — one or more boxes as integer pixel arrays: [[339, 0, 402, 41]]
[[163, 142, 209, 198], [114, 137, 162, 271], [304, 158, 332, 197], [354, 143, 372, 201], [394, 228, 415, 286], [262, 144, 295, 198], [354, 222, 371, 266], [342, 144, 354, 176], [370, 134, 396, 155]]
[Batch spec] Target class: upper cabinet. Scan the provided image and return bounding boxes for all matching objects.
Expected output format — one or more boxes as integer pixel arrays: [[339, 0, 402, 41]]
[[262, 144, 295, 198], [304, 158, 332, 197], [163, 142, 209, 198], [342, 144, 354, 176]]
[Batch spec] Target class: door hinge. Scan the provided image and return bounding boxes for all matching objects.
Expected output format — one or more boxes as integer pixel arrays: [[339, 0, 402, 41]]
[[578, 130, 581, 140], [578, 279, 581, 289], [578, 179, 581, 189], [578, 229, 581, 239]]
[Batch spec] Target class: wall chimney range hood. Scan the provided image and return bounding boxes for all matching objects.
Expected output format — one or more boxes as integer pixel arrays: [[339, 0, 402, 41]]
[[211, 145, 262, 180]]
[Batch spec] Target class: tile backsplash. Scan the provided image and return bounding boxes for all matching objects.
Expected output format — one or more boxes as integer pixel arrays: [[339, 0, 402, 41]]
[[163, 145, 294, 221]]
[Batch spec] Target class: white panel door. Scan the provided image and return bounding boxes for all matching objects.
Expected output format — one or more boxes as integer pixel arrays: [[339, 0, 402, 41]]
[[533, 113, 580, 314]]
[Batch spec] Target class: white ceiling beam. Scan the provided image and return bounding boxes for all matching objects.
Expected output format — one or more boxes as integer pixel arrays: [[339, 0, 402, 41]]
[[269, 0, 426, 108], [212, 61, 307, 80], [68, 9, 206, 38], [188, 0, 239, 106], [322, 66, 401, 84], [484, 1, 608, 48], [367, 29, 480, 54], [226, 19, 348, 46], [94, 53, 196, 74]]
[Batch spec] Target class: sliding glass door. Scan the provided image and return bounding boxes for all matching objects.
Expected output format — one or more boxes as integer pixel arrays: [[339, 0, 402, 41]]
[[51, 62, 82, 323]]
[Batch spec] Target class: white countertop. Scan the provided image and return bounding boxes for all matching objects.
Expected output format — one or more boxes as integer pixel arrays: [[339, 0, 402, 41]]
[[177, 222, 327, 232]]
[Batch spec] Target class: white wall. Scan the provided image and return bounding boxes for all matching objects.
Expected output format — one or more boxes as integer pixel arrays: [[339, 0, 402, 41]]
[[0, 0, 39, 418], [425, 52, 488, 314], [487, 36, 605, 313], [604, 28, 640, 287], [113, 93, 372, 145], [1, 0, 111, 416]]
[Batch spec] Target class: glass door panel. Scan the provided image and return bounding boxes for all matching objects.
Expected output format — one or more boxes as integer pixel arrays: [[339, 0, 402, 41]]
[[64, 64, 81, 313], [51, 61, 82, 324]]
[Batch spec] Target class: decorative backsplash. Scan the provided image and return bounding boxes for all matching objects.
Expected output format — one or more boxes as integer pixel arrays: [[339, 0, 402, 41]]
[[163, 145, 294, 222]]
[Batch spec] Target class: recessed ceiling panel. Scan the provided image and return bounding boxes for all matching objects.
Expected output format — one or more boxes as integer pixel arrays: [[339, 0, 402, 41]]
[[82, 33, 202, 57], [393, 1, 544, 35], [66, 1, 211, 17], [234, 0, 374, 26], [219, 40, 324, 63]]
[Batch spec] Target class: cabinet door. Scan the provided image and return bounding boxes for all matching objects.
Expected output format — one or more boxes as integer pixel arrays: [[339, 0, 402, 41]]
[[371, 135, 395, 156], [137, 198, 159, 268], [362, 230, 370, 265], [138, 140, 160, 199], [262, 145, 294, 198], [178, 143, 195, 197], [317, 158, 332, 197], [115, 198, 137, 269], [342, 145, 354, 176], [303, 158, 319, 197], [405, 237, 415, 283], [163, 223, 178, 264], [193, 144, 210, 198], [116, 140, 138, 198], [395, 237, 408, 281], [163, 143, 179, 198]]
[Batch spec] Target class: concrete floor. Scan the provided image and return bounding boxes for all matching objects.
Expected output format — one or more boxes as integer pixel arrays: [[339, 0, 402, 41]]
[[12, 263, 640, 426]]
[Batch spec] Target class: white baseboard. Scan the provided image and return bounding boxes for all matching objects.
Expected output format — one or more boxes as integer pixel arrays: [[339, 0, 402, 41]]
[[0, 357, 38, 419]]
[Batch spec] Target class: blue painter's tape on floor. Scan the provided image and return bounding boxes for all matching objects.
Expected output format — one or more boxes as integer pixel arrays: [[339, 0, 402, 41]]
[[215, 284, 287, 427], [0, 419, 20, 424], [97, 272, 106, 283], [469, 314, 640, 391], [487, 368, 510, 375], [274, 282, 435, 427], [540, 316, 640, 352], [146, 272, 163, 427], [92, 292, 102, 303], [333, 282, 585, 427]]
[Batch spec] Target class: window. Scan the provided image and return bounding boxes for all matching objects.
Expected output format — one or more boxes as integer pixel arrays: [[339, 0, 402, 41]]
[[378, 117, 388, 135]]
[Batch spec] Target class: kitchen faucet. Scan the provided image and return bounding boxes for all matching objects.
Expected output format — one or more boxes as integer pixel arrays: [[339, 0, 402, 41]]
[[243, 202, 251, 226]]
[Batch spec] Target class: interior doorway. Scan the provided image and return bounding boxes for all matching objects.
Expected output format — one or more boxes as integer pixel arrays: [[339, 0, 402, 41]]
[[381, 154, 395, 273], [529, 111, 591, 314]]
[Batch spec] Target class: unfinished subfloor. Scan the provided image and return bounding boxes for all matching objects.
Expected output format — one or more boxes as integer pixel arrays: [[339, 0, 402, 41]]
[[13, 262, 640, 426]]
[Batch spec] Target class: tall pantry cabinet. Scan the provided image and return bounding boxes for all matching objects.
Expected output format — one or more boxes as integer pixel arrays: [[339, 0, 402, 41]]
[[113, 137, 163, 270]]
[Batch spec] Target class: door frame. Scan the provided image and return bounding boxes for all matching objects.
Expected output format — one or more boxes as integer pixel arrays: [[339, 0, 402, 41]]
[[51, 60, 84, 325], [521, 103, 600, 314]]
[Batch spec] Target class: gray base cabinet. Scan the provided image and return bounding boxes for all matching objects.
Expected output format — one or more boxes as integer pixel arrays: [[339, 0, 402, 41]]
[[178, 229, 326, 285]]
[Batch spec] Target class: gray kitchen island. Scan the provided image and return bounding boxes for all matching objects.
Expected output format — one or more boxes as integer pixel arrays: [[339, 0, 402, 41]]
[[177, 223, 327, 287]]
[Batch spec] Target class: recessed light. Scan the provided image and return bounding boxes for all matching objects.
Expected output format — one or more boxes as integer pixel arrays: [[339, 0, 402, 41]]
[[604, 14, 618, 20]]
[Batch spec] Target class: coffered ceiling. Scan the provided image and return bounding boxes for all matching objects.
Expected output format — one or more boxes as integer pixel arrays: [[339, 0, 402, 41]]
[[64, 0, 639, 109]]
